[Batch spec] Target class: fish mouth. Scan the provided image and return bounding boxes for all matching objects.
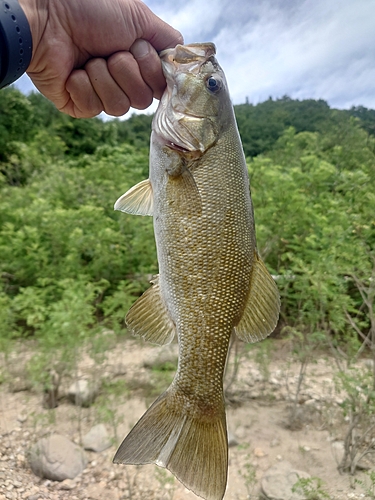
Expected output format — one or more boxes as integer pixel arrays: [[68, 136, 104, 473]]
[[159, 43, 216, 75]]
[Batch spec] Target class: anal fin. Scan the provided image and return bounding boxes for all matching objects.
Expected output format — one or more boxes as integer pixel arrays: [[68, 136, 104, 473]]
[[235, 251, 280, 343], [126, 276, 176, 345]]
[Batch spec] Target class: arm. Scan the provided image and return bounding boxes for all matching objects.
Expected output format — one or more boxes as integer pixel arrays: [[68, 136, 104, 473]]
[[2, 0, 183, 118]]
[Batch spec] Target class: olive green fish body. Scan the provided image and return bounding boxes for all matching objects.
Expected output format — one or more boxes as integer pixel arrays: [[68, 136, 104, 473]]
[[153, 126, 255, 408], [113, 43, 280, 500]]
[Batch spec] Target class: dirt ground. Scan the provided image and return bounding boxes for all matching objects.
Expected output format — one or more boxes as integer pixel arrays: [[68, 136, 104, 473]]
[[0, 336, 373, 500]]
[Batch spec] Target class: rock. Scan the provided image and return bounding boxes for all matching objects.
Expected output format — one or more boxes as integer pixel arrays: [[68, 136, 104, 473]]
[[364, 358, 374, 369], [304, 399, 316, 407], [331, 440, 345, 465], [261, 460, 310, 500], [227, 430, 238, 447], [254, 447, 266, 457], [58, 479, 76, 490], [28, 434, 87, 481], [17, 414, 27, 423], [82, 424, 112, 452], [9, 377, 32, 393], [68, 379, 98, 407]]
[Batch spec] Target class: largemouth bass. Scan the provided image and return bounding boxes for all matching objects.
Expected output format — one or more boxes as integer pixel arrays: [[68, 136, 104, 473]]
[[113, 42, 280, 500]]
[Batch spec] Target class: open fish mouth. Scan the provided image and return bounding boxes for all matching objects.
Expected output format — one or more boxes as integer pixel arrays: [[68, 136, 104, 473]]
[[159, 43, 216, 75]]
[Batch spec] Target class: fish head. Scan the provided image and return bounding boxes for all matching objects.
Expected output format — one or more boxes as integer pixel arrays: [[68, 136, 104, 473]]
[[153, 43, 231, 155]]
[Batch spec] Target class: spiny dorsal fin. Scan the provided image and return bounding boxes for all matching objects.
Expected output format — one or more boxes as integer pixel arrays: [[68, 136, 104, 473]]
[[126, 276, 176, 345], [114, 179, 153, 216], [235, 251, 280, 343]]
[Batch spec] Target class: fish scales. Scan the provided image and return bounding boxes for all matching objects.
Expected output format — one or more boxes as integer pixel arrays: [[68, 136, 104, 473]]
[[113, 43, 280, 500], [154, 128, 254, 407]]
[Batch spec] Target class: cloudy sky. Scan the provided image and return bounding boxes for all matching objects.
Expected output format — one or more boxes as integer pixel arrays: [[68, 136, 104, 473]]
[[15, 0, 375, 113]]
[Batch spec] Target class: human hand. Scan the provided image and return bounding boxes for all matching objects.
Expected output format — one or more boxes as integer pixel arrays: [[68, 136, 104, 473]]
[[18, 0, 183, 118]]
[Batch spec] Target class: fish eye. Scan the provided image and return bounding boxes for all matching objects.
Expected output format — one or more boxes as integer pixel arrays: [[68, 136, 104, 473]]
[[206, 76, 221, 93]]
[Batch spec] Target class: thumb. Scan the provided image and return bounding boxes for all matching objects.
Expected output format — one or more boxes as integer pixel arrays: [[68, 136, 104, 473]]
[[132, 2, 184, 51]]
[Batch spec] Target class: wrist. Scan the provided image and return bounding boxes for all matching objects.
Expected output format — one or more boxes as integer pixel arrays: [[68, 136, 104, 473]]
[[18, 0, 46, 69], [0, 0, 32, 87]]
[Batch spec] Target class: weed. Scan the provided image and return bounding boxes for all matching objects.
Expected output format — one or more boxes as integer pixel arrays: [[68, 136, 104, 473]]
[[94, 379, 129, 445], [154, 467, 176, 500], [355, 470, 375, 498], [291, 476, 330, 500], [237, 444, 257, 499]]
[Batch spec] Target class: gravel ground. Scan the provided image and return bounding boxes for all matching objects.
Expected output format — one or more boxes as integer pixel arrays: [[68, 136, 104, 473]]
[[1, 338, 374, 500]]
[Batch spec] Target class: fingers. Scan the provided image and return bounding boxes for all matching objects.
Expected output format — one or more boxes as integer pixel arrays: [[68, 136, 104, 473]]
[[107, 50, 154, 109], [85, 58, 131, 116], [130, 39, 166, 100], [64, 69, 103, 118], [62, 42, 164, 118]]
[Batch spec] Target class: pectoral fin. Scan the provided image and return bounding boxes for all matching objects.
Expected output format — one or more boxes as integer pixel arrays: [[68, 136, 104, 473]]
[[167, 166, 202, 216], [114, 179, 153, 216], [235, 251, 280, 343], [126, 276, 176, 345]]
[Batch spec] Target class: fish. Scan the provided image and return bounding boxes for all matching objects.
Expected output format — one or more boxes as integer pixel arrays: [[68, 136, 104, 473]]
[[113, 42, 280, 500]]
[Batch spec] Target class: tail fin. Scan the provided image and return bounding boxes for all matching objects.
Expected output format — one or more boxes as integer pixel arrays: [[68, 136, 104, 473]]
[[113, 391, 228, 500]]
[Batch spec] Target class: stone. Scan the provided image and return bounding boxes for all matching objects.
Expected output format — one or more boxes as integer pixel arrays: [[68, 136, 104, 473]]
[[261, 460, 311, 500], [82, 424, 112, 453], [9, 378, 32, 393], [254, 447, 266, 457], [58, 479, 76, 490], [227, 430, 238, 447], [68, 380, 98, 407], [331, 440, 345, 465], [28, 434, 87, 481]]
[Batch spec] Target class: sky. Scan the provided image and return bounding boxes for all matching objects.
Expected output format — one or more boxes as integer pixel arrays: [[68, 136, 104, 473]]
[[14, 0, 375, 115]]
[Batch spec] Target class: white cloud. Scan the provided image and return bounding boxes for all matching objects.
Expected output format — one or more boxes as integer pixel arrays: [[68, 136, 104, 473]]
[[147, 0, 375, 108]]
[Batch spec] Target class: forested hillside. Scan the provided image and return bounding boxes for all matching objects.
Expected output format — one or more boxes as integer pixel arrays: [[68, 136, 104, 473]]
[[1, 87, 374, 366]]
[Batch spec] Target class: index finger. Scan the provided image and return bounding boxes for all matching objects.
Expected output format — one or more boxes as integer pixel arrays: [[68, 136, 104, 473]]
[[130, 39, 166, 100]]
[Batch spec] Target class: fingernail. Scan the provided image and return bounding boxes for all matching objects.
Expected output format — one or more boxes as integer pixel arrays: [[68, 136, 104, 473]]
[[131, 39, 150, 59]]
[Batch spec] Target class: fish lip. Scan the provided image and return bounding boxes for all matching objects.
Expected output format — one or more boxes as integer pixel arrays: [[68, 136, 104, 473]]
[[159, 43, 216, 63], [160, 43, 216, 77]]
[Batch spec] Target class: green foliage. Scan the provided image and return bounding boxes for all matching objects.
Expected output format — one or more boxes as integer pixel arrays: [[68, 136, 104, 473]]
[[235, 97, 332, 158], [1, 92, 375, 411], [25, 278, 105, 388], [291, 476, 330, 499], [249, 124, 375, 343]]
